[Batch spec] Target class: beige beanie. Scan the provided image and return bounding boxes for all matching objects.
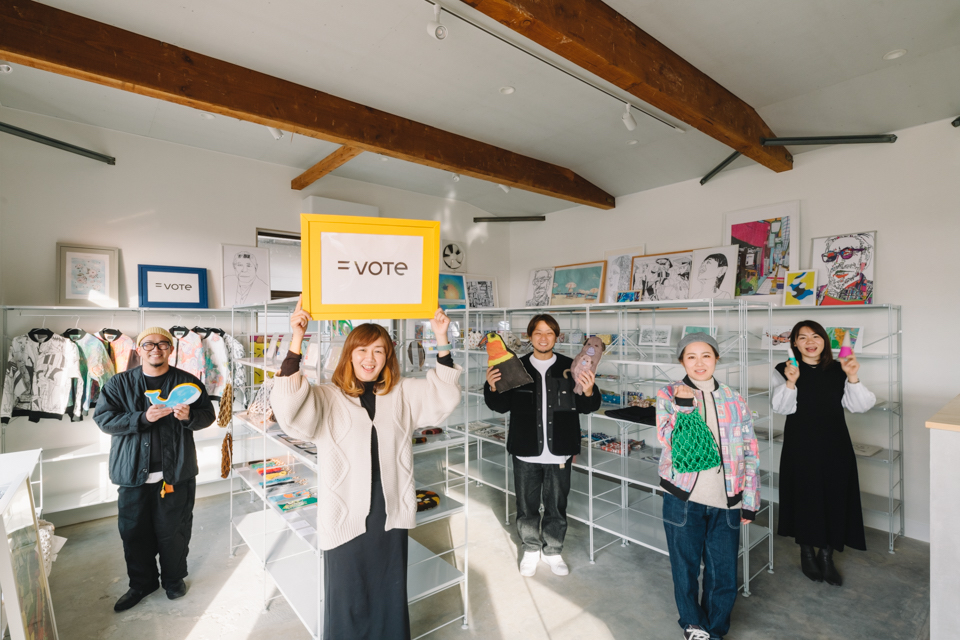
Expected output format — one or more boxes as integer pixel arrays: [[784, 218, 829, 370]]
[[137, 327, 176, 346]]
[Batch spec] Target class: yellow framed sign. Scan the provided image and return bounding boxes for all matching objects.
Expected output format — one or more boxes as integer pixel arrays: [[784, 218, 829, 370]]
[[301, 213, 440, 320]]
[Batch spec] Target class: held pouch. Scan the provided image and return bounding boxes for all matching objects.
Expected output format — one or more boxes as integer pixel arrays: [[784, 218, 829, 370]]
[[671, 407, 722, 474]]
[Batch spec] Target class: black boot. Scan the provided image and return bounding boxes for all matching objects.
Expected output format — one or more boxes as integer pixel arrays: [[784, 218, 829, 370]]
[[800, 544, 823, 582], [817, 546, 843, 586]]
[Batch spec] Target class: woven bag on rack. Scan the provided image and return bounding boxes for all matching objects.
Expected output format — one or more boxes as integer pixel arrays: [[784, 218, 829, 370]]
[[671, 407, 722, 474], [217, 383, 233, 427], [247, 377, 276, 424], [220, 432, 233, 479]]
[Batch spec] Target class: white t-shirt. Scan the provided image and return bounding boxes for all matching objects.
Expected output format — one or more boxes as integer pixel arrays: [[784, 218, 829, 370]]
[[516, 355, 569, 465]]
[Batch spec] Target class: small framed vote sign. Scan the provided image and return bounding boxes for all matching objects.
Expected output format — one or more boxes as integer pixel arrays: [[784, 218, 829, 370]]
[[301, 213, 441, 320]]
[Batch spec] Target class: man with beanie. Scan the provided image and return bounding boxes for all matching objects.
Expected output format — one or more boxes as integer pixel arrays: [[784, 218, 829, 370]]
[[93, 327, 216, 612]]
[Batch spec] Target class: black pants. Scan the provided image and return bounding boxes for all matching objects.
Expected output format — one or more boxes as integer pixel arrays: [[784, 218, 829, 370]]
[[513, 456, 572, 555], [117, 478, 196, 591]]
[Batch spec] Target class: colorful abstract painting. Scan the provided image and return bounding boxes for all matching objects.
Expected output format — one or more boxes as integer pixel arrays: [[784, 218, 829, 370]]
[[723, 201, 799, 301], [784, 270, 818, 306]]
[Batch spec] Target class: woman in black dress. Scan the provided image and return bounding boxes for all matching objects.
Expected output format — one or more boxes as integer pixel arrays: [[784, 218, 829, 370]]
[[773, 320, 875, 586]]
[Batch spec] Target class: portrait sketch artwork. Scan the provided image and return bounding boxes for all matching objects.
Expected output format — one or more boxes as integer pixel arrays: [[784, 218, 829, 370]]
[[603, 246, 644, 303], [688, 246, 738, 300], [811, 231, 875, 305], [631, 252, 693, 302], [222, 244, 271, 307], [465, 277, 497, 308], [525, 267, 554, 307]]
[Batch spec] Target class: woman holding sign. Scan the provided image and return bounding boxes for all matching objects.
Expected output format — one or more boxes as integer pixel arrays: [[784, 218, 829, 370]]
[[271, 297, 462, 639]]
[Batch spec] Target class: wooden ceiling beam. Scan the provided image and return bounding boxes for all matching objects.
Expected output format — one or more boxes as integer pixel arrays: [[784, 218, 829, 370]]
[[0, 1, 615, 209], [292, 146, 363, 190], [459, 0, 793, 173]]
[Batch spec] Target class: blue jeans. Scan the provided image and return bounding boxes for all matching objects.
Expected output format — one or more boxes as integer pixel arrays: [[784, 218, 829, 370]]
[[513, 456, 572, 555], [662, 492, 741, 640]]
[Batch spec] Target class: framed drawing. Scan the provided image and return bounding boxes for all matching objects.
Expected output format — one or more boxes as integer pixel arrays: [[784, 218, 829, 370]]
[[440, 239, 467, 273], [138, 265, 208, 308], [438, 273, 466, 310], [761, 325, 794, 351], [688, 245, 738, 300], [221, 244, 271, 307], [56, 242, 119, 308], [525, 267, 554, 307], [825, 326, 865, 353], [811, 231, 875, 305], [551, 261, 605, 305], [784, 270, 818, 307], [603, 245, 645, 303], [682, 325, 718, 338], [616, 291, 642, 302], [300, 214, 441, 320], [631, 251, 693, 302], [638, 325, 672, 346], [723, 201, 799, 301], [464, 275, 498, 308]]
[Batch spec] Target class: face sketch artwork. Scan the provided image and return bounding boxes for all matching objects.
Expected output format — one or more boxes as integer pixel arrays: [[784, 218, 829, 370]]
[[526, 269, 552, 307], [224, 250, 271, 307], [816, 233, 874, 305], [692, 254, 731, 299]]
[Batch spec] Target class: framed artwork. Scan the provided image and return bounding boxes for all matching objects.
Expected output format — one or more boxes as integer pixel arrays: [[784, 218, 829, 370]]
[[440, 239, 467, 273], [638, 325, 672, 346], [464, 275, 498, 308], [811, 231, 875, 305], [525, 267, 554, 307], [616, 291, 642, 302], [138, 265, 208, 308], [688, 245, 738, 300], [438, 273, 466, 310], [784, 270, 818, 307], [825, 326, 865, 353], [682, 325, 718, 338], [603, 245, 645, 303], [551, 261, 606, 305], [723, 201, 799, 301], [56, 242, 119, 308], [631, 251, 693, 302], [300, 214, 440, 320], [761, 325, 794, 351], [221, 244, 271, 307]]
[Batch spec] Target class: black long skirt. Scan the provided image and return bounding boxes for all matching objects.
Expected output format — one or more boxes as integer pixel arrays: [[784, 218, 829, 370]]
[[322, 475, 410, 639]]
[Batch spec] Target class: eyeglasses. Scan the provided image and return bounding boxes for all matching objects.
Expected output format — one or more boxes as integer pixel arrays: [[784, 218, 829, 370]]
[[140, 341, 172, 351], [822, 247, 868, 262]]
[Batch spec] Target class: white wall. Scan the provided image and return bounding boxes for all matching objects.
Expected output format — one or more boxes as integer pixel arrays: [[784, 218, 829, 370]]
[[506, 117, 960, 541], [0, 107, 511, 309]]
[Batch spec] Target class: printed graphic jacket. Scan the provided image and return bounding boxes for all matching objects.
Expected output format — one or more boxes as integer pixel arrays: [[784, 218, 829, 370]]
[[200, 332, 230, 399], [93, 366, 216, 487], [224, 334, 247, 406], [483, 353, 601, 457], [168, 330, 205, 380], [657, 376, 760, 520], [98, 332, 139, 373], [71, 332, 115, 414], [1, 334, 83, 423]]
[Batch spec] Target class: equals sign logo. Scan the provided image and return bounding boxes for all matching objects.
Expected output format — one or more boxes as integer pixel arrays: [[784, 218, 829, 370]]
[[337, 261, 349, 271]]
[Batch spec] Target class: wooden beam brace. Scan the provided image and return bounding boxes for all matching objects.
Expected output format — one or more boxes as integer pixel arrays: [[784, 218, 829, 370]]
[[459, 0, 793, 173], [0, 1, 615, 209], [292, 146, 363, 190]]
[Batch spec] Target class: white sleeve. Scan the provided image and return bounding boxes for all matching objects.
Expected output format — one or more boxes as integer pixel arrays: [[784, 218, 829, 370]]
[[771, 370, 797, 415], [842, 380, 876, 413]]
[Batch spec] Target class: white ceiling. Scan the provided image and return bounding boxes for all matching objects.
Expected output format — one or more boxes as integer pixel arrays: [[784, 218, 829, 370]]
[[1, 0, 957, 216]]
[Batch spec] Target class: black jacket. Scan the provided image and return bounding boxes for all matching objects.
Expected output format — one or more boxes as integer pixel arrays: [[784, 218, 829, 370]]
[[483, 353, 601, 457], [93, 366, 216, 487]]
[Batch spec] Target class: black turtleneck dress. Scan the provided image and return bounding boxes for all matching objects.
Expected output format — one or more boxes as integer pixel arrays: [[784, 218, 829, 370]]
[[775, 359, 866, 552]]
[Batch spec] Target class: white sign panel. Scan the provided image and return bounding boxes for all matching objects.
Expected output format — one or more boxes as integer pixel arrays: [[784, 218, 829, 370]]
[[147, 271, 201, 303], [320, 232, 423, 305]]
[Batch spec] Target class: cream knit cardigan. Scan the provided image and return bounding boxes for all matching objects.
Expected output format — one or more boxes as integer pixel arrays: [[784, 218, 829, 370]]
[[270, 364, 462, 550]]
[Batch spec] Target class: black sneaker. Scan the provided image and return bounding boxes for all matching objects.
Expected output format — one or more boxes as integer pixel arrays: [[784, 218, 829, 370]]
[[114, 586, 158, 612], [165, 579, 187, 600], [683, 626, 711, 640]]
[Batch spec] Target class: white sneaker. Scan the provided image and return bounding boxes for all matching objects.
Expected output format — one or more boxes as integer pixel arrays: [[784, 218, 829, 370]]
[[683, 626, 711, 640], [519, 550, 540, 576], [541, 553, 569, 576]]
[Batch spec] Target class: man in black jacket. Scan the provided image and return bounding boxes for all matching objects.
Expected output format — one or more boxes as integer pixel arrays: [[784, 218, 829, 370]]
[[93, 327, 215, 612], [484, 314, 601, 577]]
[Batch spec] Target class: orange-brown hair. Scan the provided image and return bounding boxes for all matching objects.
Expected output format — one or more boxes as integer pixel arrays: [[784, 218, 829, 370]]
[[331, 323, 400, 397]]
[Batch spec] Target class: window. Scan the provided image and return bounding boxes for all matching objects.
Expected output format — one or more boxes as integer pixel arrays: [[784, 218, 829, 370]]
[[257, 229, 301, 299]]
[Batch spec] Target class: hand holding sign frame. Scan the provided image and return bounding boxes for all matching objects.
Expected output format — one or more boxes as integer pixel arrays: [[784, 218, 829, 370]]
[[300, 214, 441, 320]]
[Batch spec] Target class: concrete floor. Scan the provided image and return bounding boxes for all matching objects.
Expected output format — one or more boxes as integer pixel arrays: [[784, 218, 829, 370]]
[[48, 453, 930, 640]]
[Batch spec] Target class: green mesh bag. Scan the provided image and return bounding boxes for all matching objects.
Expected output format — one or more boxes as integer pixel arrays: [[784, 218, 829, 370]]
[[671, 408, 722, 474]]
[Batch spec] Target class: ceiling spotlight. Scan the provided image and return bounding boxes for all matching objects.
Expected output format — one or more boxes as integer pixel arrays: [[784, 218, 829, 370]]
[[267, 127, 284, 140], [626, 140, 638, 146], [200, 112, 215, 120], [452, 173, 460, 182], [622, 103, 638, 131], [883, 49, 907, 60], [427, 4, 447, 40], [0, 62, 12, 74], [499, 86, 515, 95], [498, 184, 510, 193]]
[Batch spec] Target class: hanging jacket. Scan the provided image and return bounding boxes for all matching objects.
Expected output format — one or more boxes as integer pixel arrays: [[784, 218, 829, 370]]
[[201, 333, 230, 399], [92, 366, 216, 486], [224, 333, 247, 406], [98, 331, 139, 373], [1, 334, 83, 423], [168, 329, 205, 380], [70, 332, 116, 414], [656, 376, 760, 520]]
